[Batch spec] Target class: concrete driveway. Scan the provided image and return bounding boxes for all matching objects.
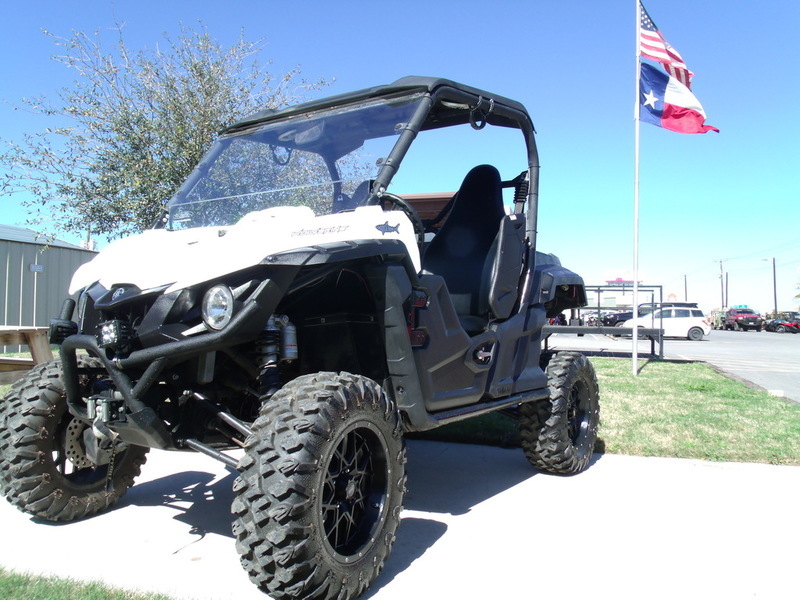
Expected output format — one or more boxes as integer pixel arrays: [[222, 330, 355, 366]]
[[1, 443, 800, 600]]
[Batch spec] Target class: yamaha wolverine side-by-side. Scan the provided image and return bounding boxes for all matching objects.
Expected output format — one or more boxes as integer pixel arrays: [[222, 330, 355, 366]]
[[0, 77, 599, 600]]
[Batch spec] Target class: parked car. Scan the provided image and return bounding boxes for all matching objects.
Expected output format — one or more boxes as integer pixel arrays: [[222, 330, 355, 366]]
[[602, 301, 698, 327], [601, 310, 633, 327], [623, 307, 711, 341], [711, 307, 763, 331], [764, 313, 800, 333]]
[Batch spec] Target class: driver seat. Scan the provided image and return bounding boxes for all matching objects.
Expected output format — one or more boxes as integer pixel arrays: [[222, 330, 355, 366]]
[[422, 165, 507, 333]]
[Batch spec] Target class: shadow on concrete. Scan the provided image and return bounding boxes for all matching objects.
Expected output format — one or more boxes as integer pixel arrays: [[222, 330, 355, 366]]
[[402, 440, 536, 515], [65, 439, 603, 593], [363, 516, 449, 598], [119, 468, 239, 539], [106, 440, 549, 538]]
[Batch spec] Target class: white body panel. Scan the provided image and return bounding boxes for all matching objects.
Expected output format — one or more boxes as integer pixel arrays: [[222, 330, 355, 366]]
[[623, 308, 712, 340], [70, 206, 420, 294]]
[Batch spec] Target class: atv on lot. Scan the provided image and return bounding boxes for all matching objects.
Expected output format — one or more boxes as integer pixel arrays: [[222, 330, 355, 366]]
[[0, 77, 599, 600]]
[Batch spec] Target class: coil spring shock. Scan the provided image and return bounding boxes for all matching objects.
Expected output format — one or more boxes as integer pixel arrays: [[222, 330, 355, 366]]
[[256, 315, 297, 398]]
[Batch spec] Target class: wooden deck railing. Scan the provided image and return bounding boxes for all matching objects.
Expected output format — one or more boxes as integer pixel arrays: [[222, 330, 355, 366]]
[[0, 326, 55, 385]]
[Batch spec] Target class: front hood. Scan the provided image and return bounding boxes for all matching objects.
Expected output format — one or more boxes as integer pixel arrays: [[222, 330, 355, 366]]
[[70, 206, 420, 294]]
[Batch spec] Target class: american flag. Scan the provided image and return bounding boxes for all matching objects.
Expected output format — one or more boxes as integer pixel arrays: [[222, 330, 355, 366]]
[[639, 1, 694, 89]]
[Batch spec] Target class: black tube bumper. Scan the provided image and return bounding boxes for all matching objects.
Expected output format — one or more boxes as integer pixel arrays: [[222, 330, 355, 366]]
[[59, 278, 281, 449]]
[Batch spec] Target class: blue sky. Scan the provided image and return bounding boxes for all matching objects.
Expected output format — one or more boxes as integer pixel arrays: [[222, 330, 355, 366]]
[[1, 0, 798, 313]]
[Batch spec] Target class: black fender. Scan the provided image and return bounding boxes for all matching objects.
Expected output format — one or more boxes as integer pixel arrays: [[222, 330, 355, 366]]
[[531, 251, 587, 318]]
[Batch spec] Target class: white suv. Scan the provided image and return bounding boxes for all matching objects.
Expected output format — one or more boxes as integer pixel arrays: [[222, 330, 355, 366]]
[[624, 307, 711, 341]]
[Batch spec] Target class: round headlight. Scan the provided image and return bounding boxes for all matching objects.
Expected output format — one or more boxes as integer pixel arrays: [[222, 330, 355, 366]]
[[202, 285, 234, 330]]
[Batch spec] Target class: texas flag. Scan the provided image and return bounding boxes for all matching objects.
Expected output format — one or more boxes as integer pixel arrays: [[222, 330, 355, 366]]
[[639, 63, 718, 134]]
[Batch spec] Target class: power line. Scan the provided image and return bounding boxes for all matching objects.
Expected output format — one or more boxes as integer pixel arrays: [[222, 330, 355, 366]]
[[720, 238, 800, 263]]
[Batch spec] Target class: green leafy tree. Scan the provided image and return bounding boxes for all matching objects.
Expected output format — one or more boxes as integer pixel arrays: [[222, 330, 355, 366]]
[[0, 23, 331, 240]]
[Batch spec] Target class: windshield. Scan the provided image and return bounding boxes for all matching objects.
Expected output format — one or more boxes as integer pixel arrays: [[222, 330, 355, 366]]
[[164, 94, 424, 229]]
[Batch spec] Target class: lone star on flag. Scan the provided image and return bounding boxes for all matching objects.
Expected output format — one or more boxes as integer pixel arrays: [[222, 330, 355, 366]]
[[642, 89, 658, 108]]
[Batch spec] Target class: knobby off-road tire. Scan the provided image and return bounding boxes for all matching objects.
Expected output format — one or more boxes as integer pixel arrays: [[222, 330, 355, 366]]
[[519, 352, 600, 475], [232, 372, 406, 600], [0, 358, 149, 521]]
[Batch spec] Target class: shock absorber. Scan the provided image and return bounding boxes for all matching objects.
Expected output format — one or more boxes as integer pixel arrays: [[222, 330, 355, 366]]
[[256, 315, 297, 398]]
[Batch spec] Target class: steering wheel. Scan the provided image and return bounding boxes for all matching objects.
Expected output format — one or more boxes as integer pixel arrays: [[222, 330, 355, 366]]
[[378, 192, 425, 249]]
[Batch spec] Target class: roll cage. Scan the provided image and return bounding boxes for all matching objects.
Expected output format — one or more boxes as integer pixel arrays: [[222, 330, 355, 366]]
[[221, 76, 541, 243]]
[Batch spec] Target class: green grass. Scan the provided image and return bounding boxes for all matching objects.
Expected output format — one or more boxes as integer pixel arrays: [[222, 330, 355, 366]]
[[0, 567, 173, 600], [413, 357, 800, 465], [594, 358, 800, 464]]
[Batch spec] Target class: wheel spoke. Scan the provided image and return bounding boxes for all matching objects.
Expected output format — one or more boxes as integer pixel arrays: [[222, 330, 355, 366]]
[[321, 424, 389, 556], [567, 386, 586, 442]]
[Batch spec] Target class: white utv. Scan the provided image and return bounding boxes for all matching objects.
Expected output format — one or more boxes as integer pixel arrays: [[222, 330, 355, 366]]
[[0, 77, 599, 600]]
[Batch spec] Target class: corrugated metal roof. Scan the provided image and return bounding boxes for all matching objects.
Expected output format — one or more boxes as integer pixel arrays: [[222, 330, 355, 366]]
[[0, 224, 93, 252]]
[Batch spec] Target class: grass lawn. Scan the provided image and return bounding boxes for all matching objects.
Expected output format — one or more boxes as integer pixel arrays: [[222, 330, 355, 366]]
[[411, 357, 800, 465], [593, 357, 800, 464], [0, 567, 172, 600]]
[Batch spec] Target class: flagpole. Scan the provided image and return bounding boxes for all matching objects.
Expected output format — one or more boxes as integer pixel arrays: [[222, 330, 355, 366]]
[[632, 0, 642, 376]]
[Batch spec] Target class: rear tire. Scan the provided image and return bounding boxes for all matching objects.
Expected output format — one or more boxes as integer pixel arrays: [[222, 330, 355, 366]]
[[687, 327, 704, 341], [519, 352, 600, 475], [232, 372, 406, 600], [0, 358, 149, 521]]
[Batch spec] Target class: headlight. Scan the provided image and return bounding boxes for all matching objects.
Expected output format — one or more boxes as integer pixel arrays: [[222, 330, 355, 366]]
[[202, 284, 234, 330], [97, 320, 133, 349]]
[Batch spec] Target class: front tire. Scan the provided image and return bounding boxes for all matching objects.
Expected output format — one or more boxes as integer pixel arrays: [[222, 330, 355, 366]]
[[232, 372, 406, 600], [519, 352, 600, 475], [0, 358, 149, 521]]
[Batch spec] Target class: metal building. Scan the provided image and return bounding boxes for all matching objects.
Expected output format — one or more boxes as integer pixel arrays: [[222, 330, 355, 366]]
[[1, 224, 96, 332]]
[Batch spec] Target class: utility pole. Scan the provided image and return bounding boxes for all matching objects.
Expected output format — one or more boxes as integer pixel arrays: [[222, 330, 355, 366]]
[[772, 257, 778, 316], [684, 274, 688, 301], [725, 272, 729, 308], [763, 257, 778, 317], [716, 260, 725, 307]]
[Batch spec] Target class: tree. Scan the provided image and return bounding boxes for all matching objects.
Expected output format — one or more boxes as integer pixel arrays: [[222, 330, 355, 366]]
[[0, 23, 331, 240]]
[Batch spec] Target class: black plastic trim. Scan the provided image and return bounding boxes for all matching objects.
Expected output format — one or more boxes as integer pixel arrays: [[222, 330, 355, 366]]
[[431, 388, 550, 426]]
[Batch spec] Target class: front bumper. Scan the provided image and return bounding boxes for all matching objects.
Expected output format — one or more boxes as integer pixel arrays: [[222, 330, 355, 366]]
[[59, 278, 282, 448]]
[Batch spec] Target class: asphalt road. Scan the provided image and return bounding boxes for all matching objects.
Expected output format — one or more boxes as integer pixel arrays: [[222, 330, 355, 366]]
[[546, 327, 800, 403]]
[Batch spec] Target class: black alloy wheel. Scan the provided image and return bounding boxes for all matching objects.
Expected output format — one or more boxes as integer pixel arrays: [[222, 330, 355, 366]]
[[519, 351, 600, 475], [232, 372, 406, 600]]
